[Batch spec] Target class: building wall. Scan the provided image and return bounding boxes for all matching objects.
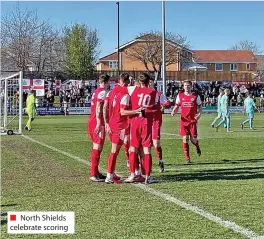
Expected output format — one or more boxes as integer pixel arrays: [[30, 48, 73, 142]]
[[98, 41, 188, 71], [96, 62, 112, 71], [198, 63, 257, 72], [121, 49, 179, 71]]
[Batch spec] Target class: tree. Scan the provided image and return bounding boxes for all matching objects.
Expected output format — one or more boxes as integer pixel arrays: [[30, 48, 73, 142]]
[[1, 3, 62, 72], [230, 40, 263, 55], [125, 31, 192, 77], [63, 23, 99, 79]]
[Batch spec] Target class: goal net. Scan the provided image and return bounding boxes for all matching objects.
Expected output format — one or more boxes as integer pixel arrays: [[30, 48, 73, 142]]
[[0, 71, 23, 135]]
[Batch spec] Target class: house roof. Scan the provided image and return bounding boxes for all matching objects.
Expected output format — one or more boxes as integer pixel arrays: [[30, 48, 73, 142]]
[[99, 52, 118, 61], [115, 34, 193, 53], [193, 50, 257, 63], [99, 34, 193, 62]]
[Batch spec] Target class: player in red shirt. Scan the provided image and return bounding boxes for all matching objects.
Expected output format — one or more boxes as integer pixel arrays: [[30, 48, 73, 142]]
[[171, 80, 202, 164], [149, 78, 171, 172], [88, 74, 110, 182], [103, 73, 139, 183], [104, 76, 131, 169], [124, 73, 158, 184]]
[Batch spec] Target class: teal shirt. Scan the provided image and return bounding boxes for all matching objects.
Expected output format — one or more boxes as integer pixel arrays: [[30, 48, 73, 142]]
[[244, 97, 255, 113], [220, 95, 229, 113], [217, 95, 222, 111]]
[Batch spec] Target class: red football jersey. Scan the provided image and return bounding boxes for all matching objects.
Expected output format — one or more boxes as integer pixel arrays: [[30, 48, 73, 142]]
[[105, 85, 120, 120], [176, 92, 201, 125], [153, 91, 170, 122], [89, 87, 107, 127], [127, 86, 157, 125], [108, 87, 130, 131]]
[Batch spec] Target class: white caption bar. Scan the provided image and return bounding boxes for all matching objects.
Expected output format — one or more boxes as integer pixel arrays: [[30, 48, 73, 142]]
[[8, 212, 75, 234]]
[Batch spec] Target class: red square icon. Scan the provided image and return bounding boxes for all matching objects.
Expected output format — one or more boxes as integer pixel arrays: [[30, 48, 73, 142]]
[[10, 215, 16, 221]]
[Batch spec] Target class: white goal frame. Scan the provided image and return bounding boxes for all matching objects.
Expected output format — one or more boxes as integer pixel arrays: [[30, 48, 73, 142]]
[[0, 71, 23, 135]]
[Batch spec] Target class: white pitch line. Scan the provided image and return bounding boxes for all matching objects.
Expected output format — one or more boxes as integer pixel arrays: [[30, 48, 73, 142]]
[[21, 134, 264, 239], [136, 184, 264, 239]]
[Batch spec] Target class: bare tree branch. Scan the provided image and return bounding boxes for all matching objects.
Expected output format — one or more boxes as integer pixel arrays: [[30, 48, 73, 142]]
[[1, 3, 62, 72], [125, 30, 192, 75], [230, 40, 263, 55]]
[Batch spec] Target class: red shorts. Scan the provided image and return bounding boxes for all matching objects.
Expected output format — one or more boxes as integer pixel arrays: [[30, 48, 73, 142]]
[[88, 125, 106, 145], [130, 124, 152, 148], [179, 121, 198, 138], [152, 120, 161, 140], [109, 128, 126, 145]]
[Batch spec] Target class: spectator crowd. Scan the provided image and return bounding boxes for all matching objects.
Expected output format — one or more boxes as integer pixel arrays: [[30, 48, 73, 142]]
[[162, 81, 264, 108], [3, 80, 264, 112]]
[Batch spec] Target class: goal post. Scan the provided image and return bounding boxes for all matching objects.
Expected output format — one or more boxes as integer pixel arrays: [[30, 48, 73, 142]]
[[0, 71, 23, 135]]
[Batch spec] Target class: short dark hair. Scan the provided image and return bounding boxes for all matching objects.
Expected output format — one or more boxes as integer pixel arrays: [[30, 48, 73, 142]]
[[138, 73, 150, 86], [183, 80, 192, 85], [99, 74, 110, 84], [119, 73, 130, 83]]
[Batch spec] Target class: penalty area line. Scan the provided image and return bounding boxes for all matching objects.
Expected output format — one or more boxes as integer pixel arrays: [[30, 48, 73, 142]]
[[21, 134, 264, 239]]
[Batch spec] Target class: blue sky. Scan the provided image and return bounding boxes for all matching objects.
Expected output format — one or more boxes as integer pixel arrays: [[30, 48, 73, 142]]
[[1, 1, 264, 58]]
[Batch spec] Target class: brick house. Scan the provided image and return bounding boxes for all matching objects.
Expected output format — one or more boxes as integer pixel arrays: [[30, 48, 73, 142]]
[[96, 34, 193, 72], [193, 50, 258, 73]]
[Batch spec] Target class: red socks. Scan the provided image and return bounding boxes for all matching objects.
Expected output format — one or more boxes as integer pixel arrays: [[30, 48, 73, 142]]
[[129, 152, 137, 174], [90, 149, 100, 176], [182, 143, 190, 160], [107, 152, 118, 174], [142, 154, 152, 176]]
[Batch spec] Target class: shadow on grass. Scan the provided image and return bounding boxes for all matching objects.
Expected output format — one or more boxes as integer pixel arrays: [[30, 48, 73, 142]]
[[166, 158, 264, 167], [1, 219, 7, 226], [1, 205, 17, 225], [1, 204, 17, 207], [157, 165, 264, 182]]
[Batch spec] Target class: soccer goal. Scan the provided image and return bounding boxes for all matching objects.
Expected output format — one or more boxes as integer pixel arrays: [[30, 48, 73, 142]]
[[0, 71, 23, 135]]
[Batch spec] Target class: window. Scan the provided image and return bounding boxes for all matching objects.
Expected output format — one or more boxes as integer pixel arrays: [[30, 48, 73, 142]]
[[230, 63, 238, 71], [201, 63, 207, 67], [246, 63, 250, 70], [215, 63, 223, 71], [109, 61, 118, 69]]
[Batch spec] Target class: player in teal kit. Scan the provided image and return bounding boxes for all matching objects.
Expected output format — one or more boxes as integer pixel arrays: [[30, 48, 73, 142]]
[[240, 92, 260, 130], [215, 89, 232, 133], [211, 88, 225, 128]]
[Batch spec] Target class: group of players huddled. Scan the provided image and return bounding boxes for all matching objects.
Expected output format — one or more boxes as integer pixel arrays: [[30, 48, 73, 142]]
[[23, 73, 261, 184], [87, 73, 203, 184]]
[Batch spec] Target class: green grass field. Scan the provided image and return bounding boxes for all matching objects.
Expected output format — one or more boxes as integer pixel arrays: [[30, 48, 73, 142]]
[[1, 113, 264, 239]]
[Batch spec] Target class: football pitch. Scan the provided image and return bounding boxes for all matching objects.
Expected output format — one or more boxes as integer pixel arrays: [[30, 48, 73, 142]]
[[1, 114, 264, 239]]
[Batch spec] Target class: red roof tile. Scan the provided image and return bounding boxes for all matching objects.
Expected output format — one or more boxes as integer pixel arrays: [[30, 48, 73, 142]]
[[99, 52, 118, 61], [193, 50, 257, 63]]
